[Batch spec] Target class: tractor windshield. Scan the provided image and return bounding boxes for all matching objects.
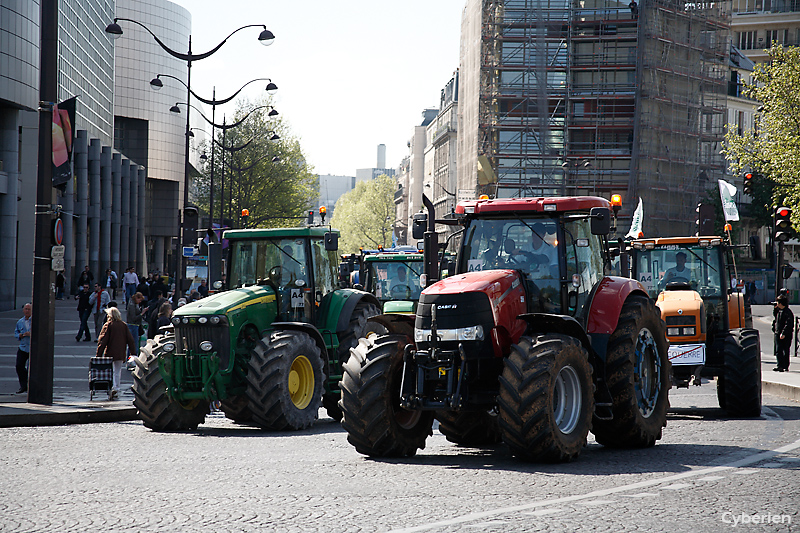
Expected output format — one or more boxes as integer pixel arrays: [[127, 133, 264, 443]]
[[633, 244, 723, 300], [229, 238, 309, 290], [366, 260, 423, 302]]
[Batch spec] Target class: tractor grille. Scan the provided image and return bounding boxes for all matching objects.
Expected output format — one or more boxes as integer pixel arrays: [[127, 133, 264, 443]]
[[665, 315, 696, 326], [174, 320, 231, 368]]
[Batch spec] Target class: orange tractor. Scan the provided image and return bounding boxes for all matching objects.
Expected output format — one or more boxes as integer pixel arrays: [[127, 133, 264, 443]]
[[628, 236, 760, 417]]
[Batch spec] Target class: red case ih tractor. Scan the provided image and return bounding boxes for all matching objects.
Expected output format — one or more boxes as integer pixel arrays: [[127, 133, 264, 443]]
[[339, 195, 670, 462]]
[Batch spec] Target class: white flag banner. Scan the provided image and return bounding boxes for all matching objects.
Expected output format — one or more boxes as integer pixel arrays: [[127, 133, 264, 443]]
[[625, 197, 644, 239], [718, 179, 740, 222]]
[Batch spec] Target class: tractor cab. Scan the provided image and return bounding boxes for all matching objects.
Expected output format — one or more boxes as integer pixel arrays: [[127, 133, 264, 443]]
[[363, 250, 424, 314]]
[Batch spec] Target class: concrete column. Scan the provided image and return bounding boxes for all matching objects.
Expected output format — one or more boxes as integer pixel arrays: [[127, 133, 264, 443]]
[[137, 167, 146, 276], [120, 160, 130, 273], [154, 236, 165, 274], [111, 153, 121, 278], [0, 111, 22, 308], [73, 131, 88, 281], [128, 161, 138, 274], [100, 147, 111, 277], [88, 139, 101, 281], [62, 161, 74, 295]]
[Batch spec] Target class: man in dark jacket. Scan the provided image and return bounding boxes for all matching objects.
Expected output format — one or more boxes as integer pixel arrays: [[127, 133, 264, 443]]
[[773, 294, 794, 372], [74, 283, 92, 341], [145, 290, 167, 339]]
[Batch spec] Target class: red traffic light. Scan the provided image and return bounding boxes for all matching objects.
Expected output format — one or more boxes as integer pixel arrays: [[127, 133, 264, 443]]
[[241, 208, 250, 217], [777, 207, 791, 219], [775, 206, 793, 242]]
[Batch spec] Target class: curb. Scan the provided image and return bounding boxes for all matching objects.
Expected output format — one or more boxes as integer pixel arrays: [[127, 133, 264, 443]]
[[762, 380, 800, 403], [0, 406, 139, 428]]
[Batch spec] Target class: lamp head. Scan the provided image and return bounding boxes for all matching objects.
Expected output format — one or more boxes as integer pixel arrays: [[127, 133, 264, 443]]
[[150, 77, 163, 90], [170, 104, 181, 114], [188, 130, 195, 138], [271, 156, 280, 163], [105, 21, 123, 39], [258, 29, 275, 46], [268, 108, 279, 117], [200, 152, 207, 161], [266, 81, 278, 95], [269, 133, 280, 141]]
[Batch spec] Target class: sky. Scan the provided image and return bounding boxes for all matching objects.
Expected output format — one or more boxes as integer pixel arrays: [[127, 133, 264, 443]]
[[166, 0, 465, 177]]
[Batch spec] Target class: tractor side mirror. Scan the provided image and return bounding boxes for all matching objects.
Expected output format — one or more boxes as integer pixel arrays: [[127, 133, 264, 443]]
[[782, 264, 794, 279], [441, 257, 455, 278], [590, 207, 611, 235], [412, 212, 427, 240], [324, 232, 338, 251]]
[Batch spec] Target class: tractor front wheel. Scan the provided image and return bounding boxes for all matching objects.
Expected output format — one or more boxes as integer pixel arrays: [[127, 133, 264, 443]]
[[246, 330, 324, 431], [339, 334, 433, 457], [132, 337, 208, 431], [498, 334, 593, 462], [435, 410, 502, 447], [592, 295, 670, 448], [720, 329, 761, 417]]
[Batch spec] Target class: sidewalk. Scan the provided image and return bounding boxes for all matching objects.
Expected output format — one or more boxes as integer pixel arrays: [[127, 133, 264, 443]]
[[0, 303, 797, 429]]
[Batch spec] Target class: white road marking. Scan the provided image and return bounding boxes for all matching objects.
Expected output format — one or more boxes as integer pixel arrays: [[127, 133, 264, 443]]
[[578, 499, 616, 506], [389, 437, 800, 533], [661, 483, 693, 490], [521, 509, 565, 517], [732, 469, 760, 475], [696, 476, 726, 481], [621, 492, 659, 498]]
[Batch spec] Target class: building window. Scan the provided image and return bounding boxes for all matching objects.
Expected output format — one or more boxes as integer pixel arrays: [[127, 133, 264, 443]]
[[766, 30, 779, 47], [739, 31, 756, 50]]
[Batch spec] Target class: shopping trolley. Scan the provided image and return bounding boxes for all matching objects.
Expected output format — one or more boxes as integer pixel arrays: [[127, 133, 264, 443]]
[[89, 357, 114, 400]]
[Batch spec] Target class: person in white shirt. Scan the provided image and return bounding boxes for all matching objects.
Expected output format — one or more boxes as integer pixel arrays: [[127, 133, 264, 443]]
[[123, 267, 140, 304], [663, 252, 691, 286]]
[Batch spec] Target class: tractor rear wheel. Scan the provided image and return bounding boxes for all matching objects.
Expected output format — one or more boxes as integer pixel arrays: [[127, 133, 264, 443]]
[[246, 330, 324, 431], [498, 334, 593, 462], [339, 334, 433, 457], [592, 295, 670, 448], [720, 329, 761, 417], [325, 301, 382, 422], [435, 410, 502, 447], [132, 336, 209, 431]]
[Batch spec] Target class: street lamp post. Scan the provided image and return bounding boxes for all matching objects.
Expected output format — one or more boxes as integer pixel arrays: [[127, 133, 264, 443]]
[[561, 159, 593, 196], [105, 18, 274, 300]]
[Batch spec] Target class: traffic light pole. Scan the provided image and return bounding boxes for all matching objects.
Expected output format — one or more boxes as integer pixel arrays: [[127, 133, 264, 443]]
[[776, 240, 785, 298]]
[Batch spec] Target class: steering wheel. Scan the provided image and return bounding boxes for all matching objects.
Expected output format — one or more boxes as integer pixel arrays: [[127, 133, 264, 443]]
[[391, 284, 412, 298]]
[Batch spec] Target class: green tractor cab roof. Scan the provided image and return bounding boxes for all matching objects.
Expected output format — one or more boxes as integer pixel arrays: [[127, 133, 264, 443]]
[[224, 227, 339, 240], [364, 252, 423, 262], [172, 285, 274, 316]]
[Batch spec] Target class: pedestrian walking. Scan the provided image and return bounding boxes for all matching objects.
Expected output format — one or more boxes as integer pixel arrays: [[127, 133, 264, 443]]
[[156, 302, 173, 331], [75, 283, 92, 341], [123, 267, 139, 304], [89, 283, 110, 341], [773, 294, 794, 372], [55, 272, 65, 300], [77, 265, 94, 287], [95, 306, 137, 400], [13, 303, 32, 394], [126, 292, 144, 352], [144, 290, 166, 339], [104, 269, 118, 300], [197, 279, 209, 298]]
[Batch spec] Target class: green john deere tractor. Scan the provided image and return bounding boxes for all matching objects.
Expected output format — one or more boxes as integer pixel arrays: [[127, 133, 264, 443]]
[[131, 226, 380, 431], [361, 248, 424, 314]]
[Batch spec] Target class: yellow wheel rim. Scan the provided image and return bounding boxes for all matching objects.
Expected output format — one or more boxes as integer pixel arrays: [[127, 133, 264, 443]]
[[288, 355, 315, 409]]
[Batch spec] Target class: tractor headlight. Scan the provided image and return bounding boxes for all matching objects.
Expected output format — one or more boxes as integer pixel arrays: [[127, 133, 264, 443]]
[[684, 327, 696, 336], [162, 342, 176, 353], [458, 325, 484, 341], [199, 341, 213, 352], [198, 317, 208, 324], [414, 328, 424, 343], [172, 317, 180, 325], [667, 327, 680, 336], [182, 317, 189, 324], [210, 316, 220, 324]]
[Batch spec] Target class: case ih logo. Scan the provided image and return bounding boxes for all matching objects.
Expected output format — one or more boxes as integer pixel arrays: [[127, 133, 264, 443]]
[[437, 304, 458, 310]]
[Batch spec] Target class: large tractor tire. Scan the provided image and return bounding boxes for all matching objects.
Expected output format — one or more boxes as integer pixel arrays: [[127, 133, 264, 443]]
[[324, 301, 382, 422], [339, 334, 433, 457], [592, 295, 670, 448], [220, 394, 253, 424], [498, 334, 594, 462], [132, 336, 209, 431], [246, 330, 324, 431], [719, 329, 761, 417], [435, 410, 502, 447]]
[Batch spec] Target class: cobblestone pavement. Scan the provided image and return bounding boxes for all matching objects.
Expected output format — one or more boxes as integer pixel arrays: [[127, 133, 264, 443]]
[[1, 385, 798, 532]]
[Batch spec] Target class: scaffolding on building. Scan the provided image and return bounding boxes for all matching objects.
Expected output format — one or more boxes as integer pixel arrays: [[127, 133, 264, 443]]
[[473, 0, 730, 236]]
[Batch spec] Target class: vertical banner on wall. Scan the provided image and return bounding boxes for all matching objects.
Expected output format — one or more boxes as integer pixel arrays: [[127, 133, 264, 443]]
[[52, 96, 77, 189]]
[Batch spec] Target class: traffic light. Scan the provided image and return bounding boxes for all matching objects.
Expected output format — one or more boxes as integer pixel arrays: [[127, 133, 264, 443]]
[[183, 206, 198, 245], [696, 203, 715, 236], [775, 206, 793, 242], [307, 210, 314, 225], [742, 173, 754, 196]]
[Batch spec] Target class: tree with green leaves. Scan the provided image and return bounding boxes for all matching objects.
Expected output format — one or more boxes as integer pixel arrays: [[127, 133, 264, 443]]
[[193, 97, 318, 229], [330, 174, 396, 253], [723, 44, 800, 228]]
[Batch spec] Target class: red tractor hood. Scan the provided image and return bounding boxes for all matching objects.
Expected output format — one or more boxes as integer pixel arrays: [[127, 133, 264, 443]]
[[423, 269, 519, 298]]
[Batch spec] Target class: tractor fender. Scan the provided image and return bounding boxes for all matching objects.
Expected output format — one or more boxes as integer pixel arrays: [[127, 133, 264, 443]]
[[333, 289, 381, 333], [584, 276, 649, 361], [517, 313, 593, 358], [369, 313, 415, 339], [268, 322, 328, 362]]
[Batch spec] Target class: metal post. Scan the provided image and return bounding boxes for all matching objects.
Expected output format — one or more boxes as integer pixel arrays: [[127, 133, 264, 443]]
[[28, 0, 58, 404], [175, 37, 193, 301]]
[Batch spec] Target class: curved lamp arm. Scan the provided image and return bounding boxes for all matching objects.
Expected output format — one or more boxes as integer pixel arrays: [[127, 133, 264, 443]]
[[107, 19, 273, 61], [152, 74, 277, 106], [173, 102, 277, 130]]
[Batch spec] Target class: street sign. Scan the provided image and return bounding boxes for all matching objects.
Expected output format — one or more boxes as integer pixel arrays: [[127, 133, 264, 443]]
[[51, 257, 65, 271], [182, 246, 197, 257], [51, 245, 65, 258]]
